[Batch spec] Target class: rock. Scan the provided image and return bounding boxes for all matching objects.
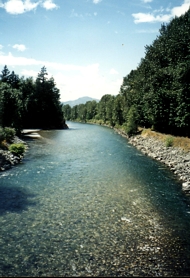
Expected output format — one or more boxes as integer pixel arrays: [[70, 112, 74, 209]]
[[124, 131, 190, 194], [0, 136, 27, 171], [182, 182, 190, 192]]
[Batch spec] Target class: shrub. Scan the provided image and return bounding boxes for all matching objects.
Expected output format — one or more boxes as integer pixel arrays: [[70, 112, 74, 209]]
[[3, 127, 16, 142], [95, 119, 104, 125], [8, 143, 26, 156], [115, 124, 122, 129], [165, 136, 174, 147]]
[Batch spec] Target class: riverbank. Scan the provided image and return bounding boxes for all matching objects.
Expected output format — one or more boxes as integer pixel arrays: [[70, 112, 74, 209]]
[[113, 127, 190, 194], [0, 126, 69, 171], [98, 121, 190, 193], [0, 129, 41, 171], [72, 120, 190, 193], [0, 136, 27, 171]]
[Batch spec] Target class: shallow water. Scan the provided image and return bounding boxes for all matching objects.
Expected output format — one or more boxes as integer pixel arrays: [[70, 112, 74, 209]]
[[0, 121, 190, 276]]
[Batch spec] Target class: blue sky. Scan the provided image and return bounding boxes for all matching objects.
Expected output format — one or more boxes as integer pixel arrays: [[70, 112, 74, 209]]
[[0, 0, 189, 102]]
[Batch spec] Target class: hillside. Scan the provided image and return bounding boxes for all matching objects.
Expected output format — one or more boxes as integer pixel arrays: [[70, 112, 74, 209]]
[[63, 96, 99, 107]]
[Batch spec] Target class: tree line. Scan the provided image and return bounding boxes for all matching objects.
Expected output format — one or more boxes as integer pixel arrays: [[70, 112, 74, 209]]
[[63, 8, 190, 137], [0, 66, 65, 133]]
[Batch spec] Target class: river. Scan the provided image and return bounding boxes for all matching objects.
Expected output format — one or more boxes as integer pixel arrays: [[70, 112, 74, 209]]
[[0, 121, 190, 276]]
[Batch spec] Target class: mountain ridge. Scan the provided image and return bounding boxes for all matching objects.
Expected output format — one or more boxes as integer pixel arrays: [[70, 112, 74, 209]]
[[62, 96, 99, 107]]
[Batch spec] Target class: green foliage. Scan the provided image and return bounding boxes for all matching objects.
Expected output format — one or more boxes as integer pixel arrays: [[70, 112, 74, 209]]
[[165, 136, 174, 147], [0, 66, 65, 130], [0, 65, 10, 83], [0, 82, 22, 130], [62, 104, 72, 120], [0, 127, 16, 142], [119, 8, 190, 137], [2, 127, 16, 142], [95, 119, 104, 125], [8, 143, 26, 156], [114, 124, 122, 129], [86, 100, 97, 120], [112, 95, 124, 126], [123, 106, 138, 136], [98, 94, 114, 123]]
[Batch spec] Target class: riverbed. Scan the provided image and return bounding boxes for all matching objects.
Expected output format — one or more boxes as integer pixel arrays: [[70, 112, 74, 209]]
[[0, 121, 190, 276]]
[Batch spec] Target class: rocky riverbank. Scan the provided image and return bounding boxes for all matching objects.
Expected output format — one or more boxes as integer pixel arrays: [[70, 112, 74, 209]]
[[0, 126, 68, 172], [114, 128, 190, 194], [0, 136, 27, 171]]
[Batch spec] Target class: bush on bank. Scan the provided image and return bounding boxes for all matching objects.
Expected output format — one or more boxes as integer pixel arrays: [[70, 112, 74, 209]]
[[165, 136, 174, 147], [0, 127, 16, 143], [8, 143, 26, 156]]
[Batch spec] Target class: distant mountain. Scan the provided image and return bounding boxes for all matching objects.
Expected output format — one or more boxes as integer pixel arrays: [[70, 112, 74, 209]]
[[62, 96, 99, 107]]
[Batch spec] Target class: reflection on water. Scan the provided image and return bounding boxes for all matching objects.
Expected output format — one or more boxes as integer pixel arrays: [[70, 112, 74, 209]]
[[0, 121, 190, 276]]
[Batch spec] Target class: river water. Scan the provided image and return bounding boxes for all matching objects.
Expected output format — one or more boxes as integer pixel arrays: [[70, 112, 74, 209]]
[[0, 121, 190, 276]]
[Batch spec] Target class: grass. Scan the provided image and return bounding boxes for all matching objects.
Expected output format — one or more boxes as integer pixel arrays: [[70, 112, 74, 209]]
[[140, 128, 190, 152]]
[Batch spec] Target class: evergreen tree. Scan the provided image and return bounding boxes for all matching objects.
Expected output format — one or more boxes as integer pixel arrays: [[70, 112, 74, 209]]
[[0, 82, 22, 130], [0, 65, 10, 83]]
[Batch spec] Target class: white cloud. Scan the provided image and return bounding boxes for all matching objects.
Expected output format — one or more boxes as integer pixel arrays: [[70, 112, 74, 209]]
[[55, 71, 122, 102], [132, 0, 190, 24], [0, 44, 3, 55], [171, 0, 190, 17], [0, 52, 85, 71], [21, 69, 38, 77], [142, 0, 153, 3], [0, 53, 103, 77], [132, 12, 172, 23], [3, 0, 39, 14], [70, 9, 97, 18], [110, 68, 118, 75], [53, 67, 120, 101], [0, 52, 122, 102], [41, 0, 58, 10], [70, 9, 83, 18], [93, 0, 102, 4], [13, 44, 26, 51], [0, 0, 58, 14]]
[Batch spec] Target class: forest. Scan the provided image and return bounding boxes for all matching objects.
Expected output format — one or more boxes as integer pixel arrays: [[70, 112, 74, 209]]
[[63, 8, 190, 138], [0, 66, 65, 134]]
